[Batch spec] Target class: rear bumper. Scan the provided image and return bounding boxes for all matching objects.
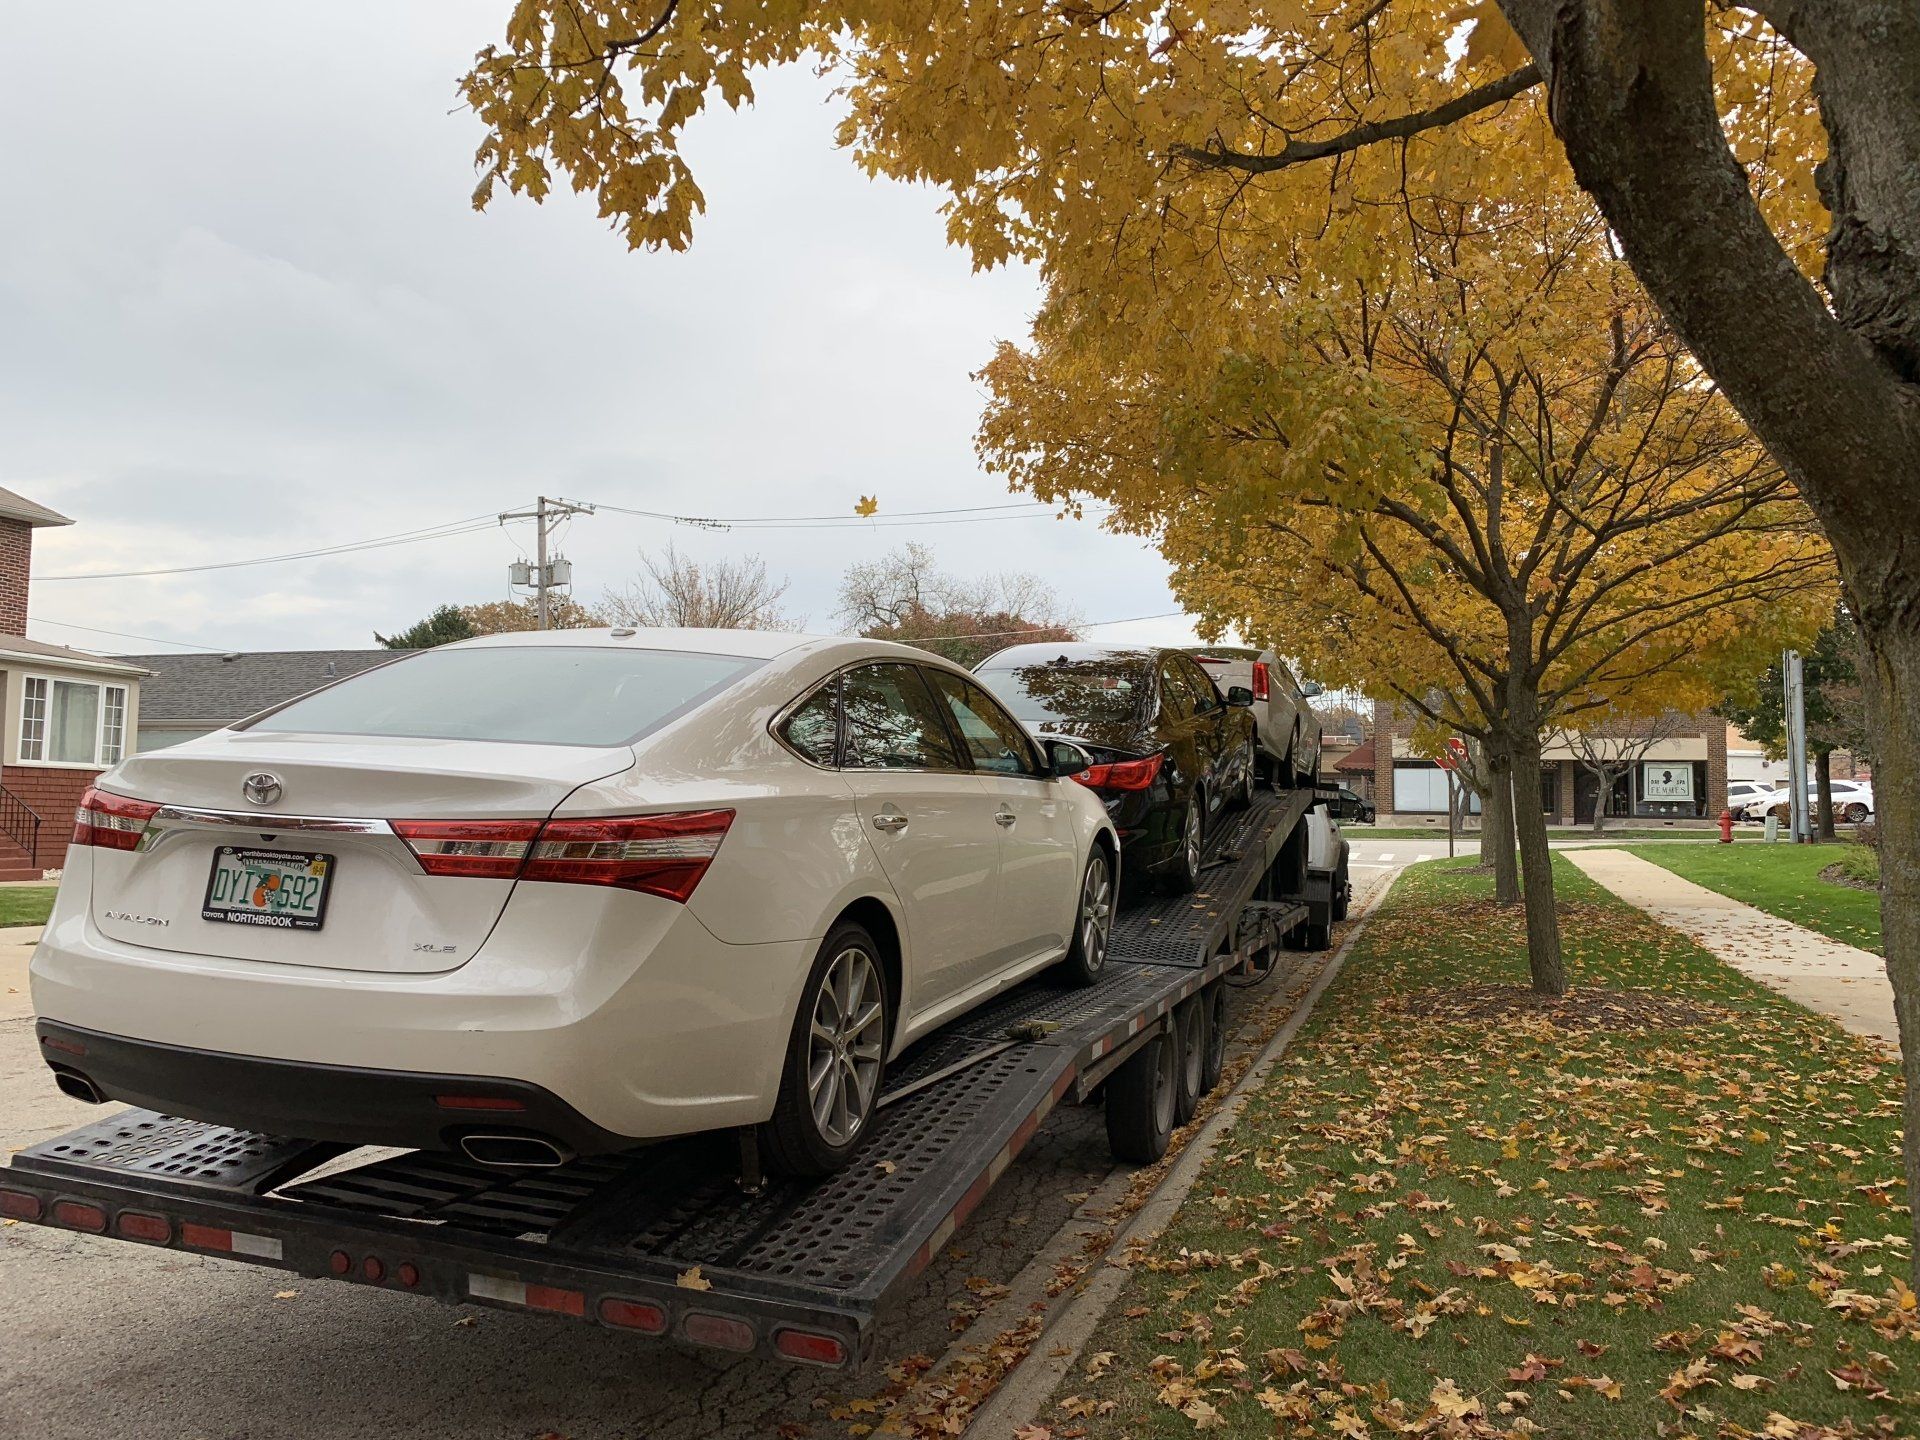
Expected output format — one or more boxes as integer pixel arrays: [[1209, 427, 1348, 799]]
[[35, 1021, 633, 1154], [29, 883, 820, 1147]]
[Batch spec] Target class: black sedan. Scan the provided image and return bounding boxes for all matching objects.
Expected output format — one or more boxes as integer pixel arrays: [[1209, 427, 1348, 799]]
[[973, 644, 1258, 893]]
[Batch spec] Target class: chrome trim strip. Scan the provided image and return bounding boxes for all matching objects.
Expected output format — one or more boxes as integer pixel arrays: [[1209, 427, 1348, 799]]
[[147, 805, 396, 836]]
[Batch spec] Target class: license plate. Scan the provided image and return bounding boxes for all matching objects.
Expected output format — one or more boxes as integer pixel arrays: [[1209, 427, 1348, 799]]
[[203, 847, 334, 931]]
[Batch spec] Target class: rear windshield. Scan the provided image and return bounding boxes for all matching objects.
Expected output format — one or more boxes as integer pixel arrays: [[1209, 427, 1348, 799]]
[[975, 658, 1147, 730], [247, 647, 764, 747]]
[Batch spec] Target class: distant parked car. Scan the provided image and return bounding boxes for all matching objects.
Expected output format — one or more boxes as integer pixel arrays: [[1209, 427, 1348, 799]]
[[1324, 785, 1375, 825], [1760, 779, 1874, 824], [975, 644, 1258, 894], [1183, 646, 1323, 785], [1725, 780, 1775, 816]]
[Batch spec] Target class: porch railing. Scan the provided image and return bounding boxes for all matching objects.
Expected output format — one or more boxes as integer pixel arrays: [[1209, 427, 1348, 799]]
[[0, 786, 45, 871]]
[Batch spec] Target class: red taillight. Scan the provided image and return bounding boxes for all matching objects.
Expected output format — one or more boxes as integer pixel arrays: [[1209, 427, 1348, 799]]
[[774, 1328, 849, 1366], [117, 1211, 172, 1244], [599, 1297, 669, 1334], [434, 1094, 527, 1113], [392, 820, 541, 879], [524, 810, 735, 902], [51, 1199, 107, 1233], [0, 1189, 43, 1220], [1251, 662, 1270, 702], [1074, 753, 1166, 793], [73, 787, 159, 851]]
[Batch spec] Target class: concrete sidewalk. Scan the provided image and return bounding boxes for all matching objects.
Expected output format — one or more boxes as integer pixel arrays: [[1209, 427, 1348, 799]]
[[1565, 849, 1896, 1047]]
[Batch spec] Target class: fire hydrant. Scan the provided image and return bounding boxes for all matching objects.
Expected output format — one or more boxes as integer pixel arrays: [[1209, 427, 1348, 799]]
[[1718, 808, 1735, 844]]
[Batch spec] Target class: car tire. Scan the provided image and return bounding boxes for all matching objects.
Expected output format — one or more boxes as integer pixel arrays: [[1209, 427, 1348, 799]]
[[1159, 788, 1206, 894], [1058, 847, 1114, 986], [1173, 997, 1206, 1125], [1105, 1032, 1177, 1163], [1845, 803, 1869, 824], [1232, 744, 1257, 810], [760, 922, 891, 1177], [1198, 983, 1228, 1094], [1332, 859, 1351, 922]]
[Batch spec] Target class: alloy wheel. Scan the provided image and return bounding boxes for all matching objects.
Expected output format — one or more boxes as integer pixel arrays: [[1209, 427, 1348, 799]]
[[806, 946, 886, 1147], [1079, 854, 1113, 974], [1184, 799, 1203, 877]]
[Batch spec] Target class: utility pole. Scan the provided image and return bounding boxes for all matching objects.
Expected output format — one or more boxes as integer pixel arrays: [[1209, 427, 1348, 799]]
[[500, 496, 594, 629], [1784, 647, 1811, 843]]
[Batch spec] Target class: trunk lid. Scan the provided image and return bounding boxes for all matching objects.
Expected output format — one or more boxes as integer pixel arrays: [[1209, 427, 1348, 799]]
[[87, 730, 634, 973]]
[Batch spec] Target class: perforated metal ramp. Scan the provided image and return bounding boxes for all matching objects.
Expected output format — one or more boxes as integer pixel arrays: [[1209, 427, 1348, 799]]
[[3, 785, 1321, 1367]]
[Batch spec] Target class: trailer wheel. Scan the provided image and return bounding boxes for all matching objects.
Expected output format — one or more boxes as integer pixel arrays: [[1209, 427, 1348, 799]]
[[1105, 1032, 1177, 1162], [1301, 916, 1333, 952], [1173, 998, 1206, 1124], [1199, 983, 1228, 1094]]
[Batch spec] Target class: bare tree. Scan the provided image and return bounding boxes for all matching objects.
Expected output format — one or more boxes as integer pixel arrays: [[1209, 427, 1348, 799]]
[[1564, 712, 1693, 835], [602, 545, 796, 631], [837, 544, 1079, 667]]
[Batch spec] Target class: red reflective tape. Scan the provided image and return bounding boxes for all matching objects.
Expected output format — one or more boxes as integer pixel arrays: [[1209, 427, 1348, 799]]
[[526, 1284, 586, 1317], [180, 1222, 232, 1251]]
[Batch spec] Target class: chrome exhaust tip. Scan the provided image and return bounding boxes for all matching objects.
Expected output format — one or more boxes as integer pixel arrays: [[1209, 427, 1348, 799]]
[[457, 1133, 573, 1168]]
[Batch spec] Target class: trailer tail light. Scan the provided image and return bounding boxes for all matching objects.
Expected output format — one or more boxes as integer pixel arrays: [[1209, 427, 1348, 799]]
[[684, 1312, 755, 1352], [51, 1199, 108, 1233], [1074, 753, 1166, 793], [392, 820, 541, 879], [524, 810, 735, 901], [1251, 662, 1270, 701], [117, 1211, 172, 1244], [774, 1328, 849, 1367], [599, 1297, 669, 1334], [0, 1188, 43, 1220], [73, 788, 160, 851]]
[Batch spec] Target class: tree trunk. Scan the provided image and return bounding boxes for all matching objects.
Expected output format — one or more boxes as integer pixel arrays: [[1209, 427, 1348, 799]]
[[1864, 619, 1920, 1284], [1482, 735, 1520, 905], [1814, 749, 1836, 841], [1507, 727, 1567, 996], [1589, 766, 1611, 835]]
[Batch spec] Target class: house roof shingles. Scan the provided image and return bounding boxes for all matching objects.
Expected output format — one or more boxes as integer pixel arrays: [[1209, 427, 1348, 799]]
[[1334, 739, 1376, 774], [117, 649, 411, 724], [0, 487, 73, 528]]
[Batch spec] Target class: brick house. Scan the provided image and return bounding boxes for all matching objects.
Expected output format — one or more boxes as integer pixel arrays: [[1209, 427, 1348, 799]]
[[0, 488, 148, 877], [1368, 700, 1728, 826]]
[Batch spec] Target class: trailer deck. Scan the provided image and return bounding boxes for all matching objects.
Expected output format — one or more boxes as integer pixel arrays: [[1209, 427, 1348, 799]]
[[1, 786, 1323, 1371]]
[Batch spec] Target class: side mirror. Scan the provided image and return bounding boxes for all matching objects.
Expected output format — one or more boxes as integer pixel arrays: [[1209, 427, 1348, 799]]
[[1299, 679, 1324, 698], [1225, 685, 1255, 708], [1046, 739, 1093, 779]]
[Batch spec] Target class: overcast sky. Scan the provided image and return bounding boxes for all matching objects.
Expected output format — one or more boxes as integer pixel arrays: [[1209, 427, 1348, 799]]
[[0, 3, 1205, 658]]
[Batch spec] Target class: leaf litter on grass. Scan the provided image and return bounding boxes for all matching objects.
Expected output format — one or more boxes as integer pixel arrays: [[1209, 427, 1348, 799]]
[[1048, 860, 1914, 1438]]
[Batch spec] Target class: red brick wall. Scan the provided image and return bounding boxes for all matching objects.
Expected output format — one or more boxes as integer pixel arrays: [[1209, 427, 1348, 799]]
[[2, 765, 98, 869], [0, 519, 30, 637]]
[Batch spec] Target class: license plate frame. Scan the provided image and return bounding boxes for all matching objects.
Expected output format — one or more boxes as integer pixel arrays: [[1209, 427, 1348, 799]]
[[202, 846, 335, 932]]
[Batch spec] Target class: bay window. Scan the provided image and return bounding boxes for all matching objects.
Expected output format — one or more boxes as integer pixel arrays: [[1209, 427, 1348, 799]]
[[19, 676, 128, 765]]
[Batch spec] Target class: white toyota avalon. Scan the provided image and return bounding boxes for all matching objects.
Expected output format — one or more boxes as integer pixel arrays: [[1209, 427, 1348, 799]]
[[31, 629, 1119, 1176]]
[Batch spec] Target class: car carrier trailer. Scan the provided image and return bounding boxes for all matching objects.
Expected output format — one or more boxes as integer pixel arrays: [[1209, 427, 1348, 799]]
[[0, 783, 1348, 1373]]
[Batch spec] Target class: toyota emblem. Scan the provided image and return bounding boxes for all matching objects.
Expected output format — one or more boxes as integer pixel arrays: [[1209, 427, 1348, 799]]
[[242, 771, 283, 807]]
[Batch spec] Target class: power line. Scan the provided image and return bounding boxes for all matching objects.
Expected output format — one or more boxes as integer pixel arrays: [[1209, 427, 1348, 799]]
[[34, 511, 513, 582], [27, 615, 233, 652], [592, 500, 1106, 531], [908, 611, 1187, 643]]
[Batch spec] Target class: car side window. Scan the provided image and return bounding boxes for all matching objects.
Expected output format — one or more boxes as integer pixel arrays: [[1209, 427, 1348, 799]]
[[780, 678, 841, 766], [841, 663, 964, 771], [926, 670, 1043, 777], [1157, 657, 1195, 721], [1176, 656, 1222, 713]]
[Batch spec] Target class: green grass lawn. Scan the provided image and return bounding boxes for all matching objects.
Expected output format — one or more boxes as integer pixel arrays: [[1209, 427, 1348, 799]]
[[1360, 826, 1722, 842], [0, 886, 56, 927], [1624, 841, 1885, 955], [1044, 860, 1910, 1438]]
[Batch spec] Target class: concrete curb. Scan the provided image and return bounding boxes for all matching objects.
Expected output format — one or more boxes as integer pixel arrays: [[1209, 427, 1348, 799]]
[[964, 869, 1401, 1437]]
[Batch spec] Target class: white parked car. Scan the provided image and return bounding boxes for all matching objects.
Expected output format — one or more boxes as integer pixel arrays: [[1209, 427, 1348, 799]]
[[1725, 780, 1776, 816], [1183, 646, 1323, 785], [1751, 778, 1875, 823], [32, 629, 1119, 1177]]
